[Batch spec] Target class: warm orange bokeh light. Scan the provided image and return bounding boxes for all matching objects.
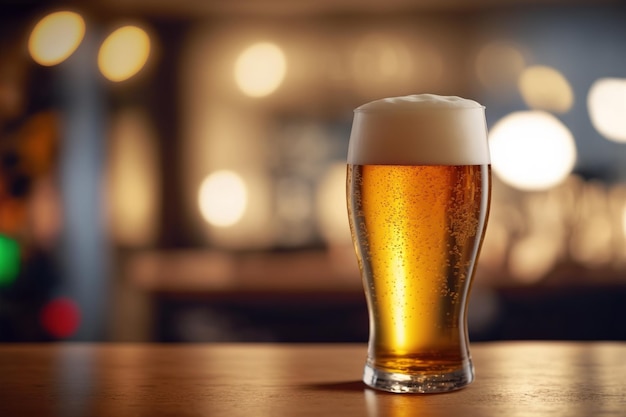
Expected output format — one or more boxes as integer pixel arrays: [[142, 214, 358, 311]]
[[29, 11, 85, 66], [98, 26, 151, 82], [518, 65, 574, 113]]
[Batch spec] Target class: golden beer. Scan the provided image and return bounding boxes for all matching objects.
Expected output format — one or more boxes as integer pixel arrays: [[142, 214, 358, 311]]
[[346, 95, 491, 393]]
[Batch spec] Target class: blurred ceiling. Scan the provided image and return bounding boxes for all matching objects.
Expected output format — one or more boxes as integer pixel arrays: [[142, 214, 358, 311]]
[[87, 0, 621, 16], [2, 0, 621, 21]]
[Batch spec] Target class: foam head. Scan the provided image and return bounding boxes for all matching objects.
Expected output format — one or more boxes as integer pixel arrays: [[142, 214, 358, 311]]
[[348, 94, 490, 165]]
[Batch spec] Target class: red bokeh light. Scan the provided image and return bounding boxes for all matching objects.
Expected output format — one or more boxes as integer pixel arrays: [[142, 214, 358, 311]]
[[40, 297, 81, 339]]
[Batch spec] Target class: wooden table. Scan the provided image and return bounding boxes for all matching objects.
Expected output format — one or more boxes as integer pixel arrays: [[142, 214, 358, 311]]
[[0, 342, 624, 416]]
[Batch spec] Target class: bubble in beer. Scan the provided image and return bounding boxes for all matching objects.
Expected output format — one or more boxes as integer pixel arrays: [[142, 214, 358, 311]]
[[347, 95, 490, 391]]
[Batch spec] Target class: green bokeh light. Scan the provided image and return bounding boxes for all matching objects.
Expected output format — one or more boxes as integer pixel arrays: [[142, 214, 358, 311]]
[[0, 235, 20, 286]]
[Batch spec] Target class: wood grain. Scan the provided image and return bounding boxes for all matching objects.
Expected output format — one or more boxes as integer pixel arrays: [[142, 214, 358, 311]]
[[0, 342, 624, 416]]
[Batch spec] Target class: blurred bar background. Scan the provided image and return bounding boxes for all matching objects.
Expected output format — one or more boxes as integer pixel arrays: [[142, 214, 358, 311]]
[[0, 0, 625, 343]]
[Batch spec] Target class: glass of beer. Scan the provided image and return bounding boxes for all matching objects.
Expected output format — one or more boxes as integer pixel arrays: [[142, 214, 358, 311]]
[[346, 94, 491, 393]]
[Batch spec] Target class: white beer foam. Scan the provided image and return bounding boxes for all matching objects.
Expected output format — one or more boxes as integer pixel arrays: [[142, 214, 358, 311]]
[[348, 94, 490, 165]]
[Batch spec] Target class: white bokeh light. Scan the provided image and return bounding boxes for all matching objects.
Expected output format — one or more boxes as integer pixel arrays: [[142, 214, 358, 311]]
[[489, 111, 577, 191], [198, 171, 248, 227], [588, 78, 626, 143], [234, 42, 287, 97]]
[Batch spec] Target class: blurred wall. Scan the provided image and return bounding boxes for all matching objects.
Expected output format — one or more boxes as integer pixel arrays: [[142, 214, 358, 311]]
[[0, 1, 625, 342]]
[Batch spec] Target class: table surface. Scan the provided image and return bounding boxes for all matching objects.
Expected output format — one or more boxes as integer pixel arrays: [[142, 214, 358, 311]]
[[0, 342, 624, 417]]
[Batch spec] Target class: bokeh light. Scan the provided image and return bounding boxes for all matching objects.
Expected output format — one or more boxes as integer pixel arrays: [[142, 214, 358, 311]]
[[107, 108, 160, 247], [508, 234, 560, 283], [350, 33, 416, 96], [489, 111, 577, 191], [518, 65, 574, 113], [316, 163, 352, 247], [569, 182, 614, 268], [98, 25, 151, 82], [198, 170, 248, 227], [234, 42, 287, 97], [29, 178, 63, 250], [28, 11, 85, 66], [571, 215, 613, 267], [0, 235, 20, 287], [479, 220, 509, 272], [587, 78, 626, 143], [40, 297, 81, 339], [622, 204, 626, 239]]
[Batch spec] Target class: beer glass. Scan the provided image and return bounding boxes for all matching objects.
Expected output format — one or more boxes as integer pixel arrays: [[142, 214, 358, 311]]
[[346, 94, 491, 393]]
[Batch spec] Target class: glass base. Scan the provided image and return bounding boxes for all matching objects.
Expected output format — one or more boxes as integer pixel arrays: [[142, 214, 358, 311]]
[[363, 361, 474, 394]]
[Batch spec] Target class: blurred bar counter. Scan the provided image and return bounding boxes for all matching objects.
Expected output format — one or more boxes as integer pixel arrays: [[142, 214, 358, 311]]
[[122, 249, 367, 343], [128, 249, 361, 294], [122, 249, 626, 343]]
